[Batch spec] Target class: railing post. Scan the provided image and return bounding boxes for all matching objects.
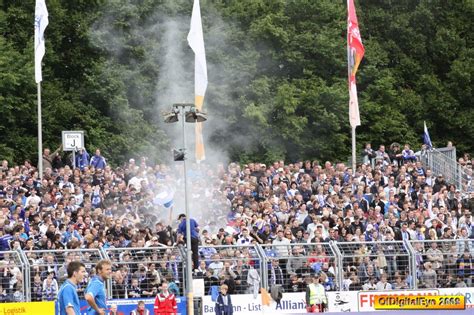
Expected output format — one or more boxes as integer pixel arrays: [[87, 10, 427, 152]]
[[403, 240, 417, 289], [255, 244, 268, 290], [17, 249, 31, 302], [329, 241, 343, 291], [100, 247, 113, 299]]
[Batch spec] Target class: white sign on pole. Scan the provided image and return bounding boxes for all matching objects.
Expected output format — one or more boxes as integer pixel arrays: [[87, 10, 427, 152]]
[[62, 131, 84, 151]]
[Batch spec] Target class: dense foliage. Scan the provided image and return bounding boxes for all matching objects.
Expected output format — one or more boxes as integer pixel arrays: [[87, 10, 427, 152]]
[[0, 0, 472, 165]]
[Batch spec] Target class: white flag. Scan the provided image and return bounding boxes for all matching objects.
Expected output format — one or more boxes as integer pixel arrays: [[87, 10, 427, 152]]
[[187, 0, 208, 162], [34, 0, 49, 83], [187, 0, 208, 102]]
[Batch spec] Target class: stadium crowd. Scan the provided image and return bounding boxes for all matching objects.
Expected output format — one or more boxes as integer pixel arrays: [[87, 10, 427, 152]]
[[0, 143, 473, 303]]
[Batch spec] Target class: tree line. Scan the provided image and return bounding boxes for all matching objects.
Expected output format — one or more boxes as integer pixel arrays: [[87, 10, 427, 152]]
[[1, 0, 472, 166]]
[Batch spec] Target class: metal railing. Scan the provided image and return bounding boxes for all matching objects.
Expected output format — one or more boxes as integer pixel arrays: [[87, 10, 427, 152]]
[[24, 248, 105, 302], [260, 242, 338, 293], [336, 241, 413, 291], [197, 244, 265, 295], [409, 239, 474, 289], [102, 246, 183, 299], [1, 239, 473, 302], [421, 147, 473, 192], [0, 251, 28, 302]]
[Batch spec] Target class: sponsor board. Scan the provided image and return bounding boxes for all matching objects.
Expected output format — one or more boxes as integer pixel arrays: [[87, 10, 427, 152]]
[[439, 287, 474, 309], [2, 301, 55, 314], [202, 293, 307, 314], [327, 291, 358, 312], [74, 297, 186, 315], [358, 289, 439, 311], [374, 295, 465, 310]]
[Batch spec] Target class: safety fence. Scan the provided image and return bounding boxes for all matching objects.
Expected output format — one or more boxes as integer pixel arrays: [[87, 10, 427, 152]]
[[0, 239, 473, 303], [102, 246, 184, 299], [421, 147, 473, 192]]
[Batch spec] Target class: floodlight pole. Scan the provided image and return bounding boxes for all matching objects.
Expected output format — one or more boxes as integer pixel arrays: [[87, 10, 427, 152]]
[[174, 103, 194, 315]]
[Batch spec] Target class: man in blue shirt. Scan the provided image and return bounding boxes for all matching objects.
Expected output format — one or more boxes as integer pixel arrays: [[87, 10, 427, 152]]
[[177, 213, 200, 270], [89, 149, 107, 170], [57, 261, 86, 315], [85, 260, 112, 315]]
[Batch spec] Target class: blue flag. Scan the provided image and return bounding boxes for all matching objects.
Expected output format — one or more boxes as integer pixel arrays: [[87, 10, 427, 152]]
[[153, 186, 174, 208], [423, 121, 433, 149]]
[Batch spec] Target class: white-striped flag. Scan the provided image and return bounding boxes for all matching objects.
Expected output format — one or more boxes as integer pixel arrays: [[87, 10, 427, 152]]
[[34, 0, 49, 83], [187, 0, 208, 162]]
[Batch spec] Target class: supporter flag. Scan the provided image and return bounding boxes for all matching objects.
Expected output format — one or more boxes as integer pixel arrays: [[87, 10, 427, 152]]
[[187, 0, 208, 162], [153, 187, 174, 208], [347, 0, 365, 128], [423, 121, 433, 149], [34, 0, 49, 83]]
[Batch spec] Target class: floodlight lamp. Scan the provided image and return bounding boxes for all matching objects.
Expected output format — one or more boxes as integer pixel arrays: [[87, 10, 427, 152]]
[[163, 109, 179, 123], [173, 149, 185, 161], [185, 108, 208, 123]]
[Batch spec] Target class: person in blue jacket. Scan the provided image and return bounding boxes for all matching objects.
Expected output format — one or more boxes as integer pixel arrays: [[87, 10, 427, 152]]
[[89, 149, 107, 170], [215, 284, 233, 315], [75, 148, 90, 171]]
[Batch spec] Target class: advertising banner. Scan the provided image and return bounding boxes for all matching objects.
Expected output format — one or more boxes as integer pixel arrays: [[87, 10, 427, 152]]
[[202, 293, 307, 314], [75, 297, 186, 315], [2, 301, 55, 314], [357, 289, 439, 311], [327, 291, 358, 312], [439, 287, 474, 308]]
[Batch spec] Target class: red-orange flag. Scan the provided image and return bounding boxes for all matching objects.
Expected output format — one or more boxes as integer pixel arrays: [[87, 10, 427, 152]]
[[347, 0, 365, 128]]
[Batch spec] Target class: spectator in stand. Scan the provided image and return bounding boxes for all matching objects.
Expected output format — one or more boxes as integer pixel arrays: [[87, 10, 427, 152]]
[[376, 274, 392, 290], [177, 213, 200, 270], [75, 148, 90, 171], [89, 149, 107, 170], [109, 304, 119, 315], [402, 144, 417, 164], [362, 143, 376, 166], [130, 301, 150, 315], [43, 146, 62, 171], [388, 143, 403, 166]]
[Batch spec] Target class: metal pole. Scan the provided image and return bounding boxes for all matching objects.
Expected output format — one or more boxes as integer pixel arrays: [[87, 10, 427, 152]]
[[72, 149, 76, 169], [181, 106, 194, 315], [37, 83, 43, 177], [352, 127, 356, 175]]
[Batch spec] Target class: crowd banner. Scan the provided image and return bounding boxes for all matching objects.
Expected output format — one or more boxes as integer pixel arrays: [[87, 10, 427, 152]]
[[75, 297, 186, 315], [439, 288, 474, 309], [3, 301, 54, 314]]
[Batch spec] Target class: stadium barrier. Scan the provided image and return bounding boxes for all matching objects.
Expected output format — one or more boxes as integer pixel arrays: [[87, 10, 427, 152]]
[[197, 244, 266, 294], [260, 242, 339, 292], [337, 241, 414, 291], [407, 239, 474, 289], [0, 250, 28, 303], [0, 239, 473, 303], [24, 248, 105, 302], [102, 246, 184, 299]]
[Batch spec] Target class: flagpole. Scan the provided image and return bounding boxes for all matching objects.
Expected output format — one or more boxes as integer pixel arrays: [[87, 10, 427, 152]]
[[347, 21, 356, 175], [352, 127, 356, 174], [37, 82, 43, 177]]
